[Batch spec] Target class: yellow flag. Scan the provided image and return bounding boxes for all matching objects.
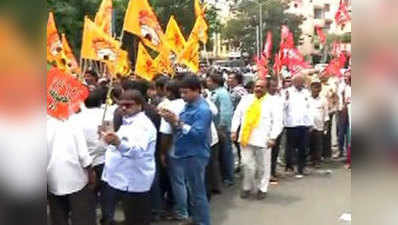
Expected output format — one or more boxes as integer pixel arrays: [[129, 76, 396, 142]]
[[189, 16, 208, 44], [61, 33, 80, 75], [194, 0, 206, 18], [81, 17, 120, 61], [154, 47, 173, 75], [123, 0, 165, 52], [95, 0, 113, 34], [178, 37, 199, 73], [106, 49, 131, 77], [47, 12, 62, 63], [135, 42, 157, 81], [164, 16, 186, 56]]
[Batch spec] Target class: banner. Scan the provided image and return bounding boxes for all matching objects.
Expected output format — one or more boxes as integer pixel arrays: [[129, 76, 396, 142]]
[[47, 67, 89, 120]]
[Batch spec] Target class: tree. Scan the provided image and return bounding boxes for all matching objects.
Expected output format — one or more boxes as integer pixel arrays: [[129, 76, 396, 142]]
[[222, 0, 304, 58], [47, 0, 221, 58]]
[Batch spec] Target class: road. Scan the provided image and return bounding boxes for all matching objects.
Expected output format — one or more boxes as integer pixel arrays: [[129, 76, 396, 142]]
[[112, 161, 351, 225]]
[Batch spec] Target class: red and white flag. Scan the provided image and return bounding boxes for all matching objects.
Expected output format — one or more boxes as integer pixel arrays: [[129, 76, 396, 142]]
[[263, 31, 273, 59], [273, 52, 282, 75], [315, 25, 326, 45], [335, 0, 351, 27]]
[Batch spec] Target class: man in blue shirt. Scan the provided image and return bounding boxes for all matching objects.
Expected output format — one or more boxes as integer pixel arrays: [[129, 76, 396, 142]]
[[161, 74, 212, 225], [207, 73, 235, 185]]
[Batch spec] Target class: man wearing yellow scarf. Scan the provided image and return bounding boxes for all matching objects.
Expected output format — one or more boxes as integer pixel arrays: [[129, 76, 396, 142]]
[[231, 79, 284, 200]]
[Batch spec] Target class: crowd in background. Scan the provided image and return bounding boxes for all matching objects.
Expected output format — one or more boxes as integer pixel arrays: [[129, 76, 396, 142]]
[[47, 64, 352, 225]]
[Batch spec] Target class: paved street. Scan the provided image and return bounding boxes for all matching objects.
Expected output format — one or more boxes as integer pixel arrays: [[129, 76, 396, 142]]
[[112, 161, 351, 225]]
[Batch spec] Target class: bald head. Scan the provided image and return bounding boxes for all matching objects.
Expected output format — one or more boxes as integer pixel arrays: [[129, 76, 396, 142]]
[[292, 74, 305, 91]]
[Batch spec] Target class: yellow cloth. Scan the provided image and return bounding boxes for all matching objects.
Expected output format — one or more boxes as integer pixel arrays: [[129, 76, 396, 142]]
[[241, 94, 267, 147]]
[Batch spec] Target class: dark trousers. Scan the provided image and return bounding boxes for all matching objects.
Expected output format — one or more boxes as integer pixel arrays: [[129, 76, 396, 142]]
[[218, 128, 234, 183], [310, 130, 324, 165], [206, 144, 223, 200], [48, 185, 96, 225], [285, 127, 309, 174], [338, 110, 349, 155], [271, 134, 282, 177], [323, 113, 334, 158], [101, 183, 151, 225]]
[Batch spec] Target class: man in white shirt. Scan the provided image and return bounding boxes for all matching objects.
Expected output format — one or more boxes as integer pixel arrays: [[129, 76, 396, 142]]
[[100, 90, 157, 225], [283, 74, 313, 178], [308, 77, 329, 168], [231, 79, 283, 200], [47, 116, 96, 225]]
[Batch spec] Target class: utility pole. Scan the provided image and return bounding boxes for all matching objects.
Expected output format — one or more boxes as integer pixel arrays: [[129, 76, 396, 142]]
[[256, 25, 260, 58]]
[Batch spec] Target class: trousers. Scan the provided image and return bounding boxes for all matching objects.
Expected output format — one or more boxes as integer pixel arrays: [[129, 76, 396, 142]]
[[241, 145, 271, 193]]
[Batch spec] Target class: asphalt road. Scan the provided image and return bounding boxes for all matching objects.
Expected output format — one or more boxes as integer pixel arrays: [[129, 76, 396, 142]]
[[112, 161, 351, 225]]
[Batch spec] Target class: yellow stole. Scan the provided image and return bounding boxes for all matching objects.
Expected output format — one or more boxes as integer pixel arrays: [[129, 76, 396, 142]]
[[241, 94, 267, 147]]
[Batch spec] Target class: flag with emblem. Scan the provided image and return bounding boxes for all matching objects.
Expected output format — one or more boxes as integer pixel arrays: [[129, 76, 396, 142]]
[[123, 0, 164, 52], [95, 0, 113, 34], [165, 16, 186, 56], [189, 15, 208, 44], [61, 33, 80, 75], [154, 47, 173, 75], [135, 42, 157, 81], [81, 17, 121, 61], [178, 37, 199, 73], [47, 12, 62, 63]]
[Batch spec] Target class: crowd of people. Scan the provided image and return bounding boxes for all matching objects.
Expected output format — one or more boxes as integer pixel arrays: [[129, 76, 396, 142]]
[[47, 65, 352, 225]]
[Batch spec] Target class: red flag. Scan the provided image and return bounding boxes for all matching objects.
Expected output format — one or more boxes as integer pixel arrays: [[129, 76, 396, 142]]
[[335, 0, 351, 27], [315, 25, 326, 45], [263, 31, 273, 59], [323, 52, 346, 77], [47, 67, 89, 120], [331, 41, 341, 56], [254, 55, 268, 79], [286, 48, 311, 75], [281, 25, 290, 42], [273, 52, 282, 74]]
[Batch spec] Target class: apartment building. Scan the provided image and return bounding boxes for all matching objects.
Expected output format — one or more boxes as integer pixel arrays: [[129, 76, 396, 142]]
[[286, 0, 351, 62]]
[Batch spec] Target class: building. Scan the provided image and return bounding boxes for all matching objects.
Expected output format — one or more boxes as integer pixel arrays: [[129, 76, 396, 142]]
[[285, 0, 351, 63]]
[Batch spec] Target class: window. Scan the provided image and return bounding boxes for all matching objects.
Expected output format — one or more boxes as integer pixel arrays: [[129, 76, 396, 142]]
[[324, 21, 331, 31], [314, 8, 323, 19], [325, 4, 330, 12]]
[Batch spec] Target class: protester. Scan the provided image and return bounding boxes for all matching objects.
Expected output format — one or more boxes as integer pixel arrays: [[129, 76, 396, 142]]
[[161, 74, 212, 225], [231, 79, 283, 199], [207, 74, 235, 186], [47, 116, 96, 225], [267, 77, 284, 182], [227, 72, 248, 171], [101, 90, 157, 225], [284, 74, 313, 178], [308, 77, 329, 168]]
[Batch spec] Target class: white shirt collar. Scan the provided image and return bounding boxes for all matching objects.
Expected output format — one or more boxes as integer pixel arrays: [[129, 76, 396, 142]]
[[122, 111, 144, 125]]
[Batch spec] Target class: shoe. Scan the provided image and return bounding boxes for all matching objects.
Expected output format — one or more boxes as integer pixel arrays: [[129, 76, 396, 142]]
[[284, 168, 295, 176], [224, 180, 235, 187], [270, 176, 279, 185], [295, 174, 304, 179], [257, 191, 267, 200], [240, 190, 250, 199], [177, 218, 194, 225]]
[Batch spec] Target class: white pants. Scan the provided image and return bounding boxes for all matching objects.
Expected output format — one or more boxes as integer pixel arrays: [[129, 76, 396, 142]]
[[241, 145, 271, 193]]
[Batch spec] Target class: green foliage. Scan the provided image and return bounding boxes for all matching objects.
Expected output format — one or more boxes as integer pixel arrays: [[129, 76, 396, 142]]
[[222, 0, 304, 58], [47, 0, 221, 57]]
